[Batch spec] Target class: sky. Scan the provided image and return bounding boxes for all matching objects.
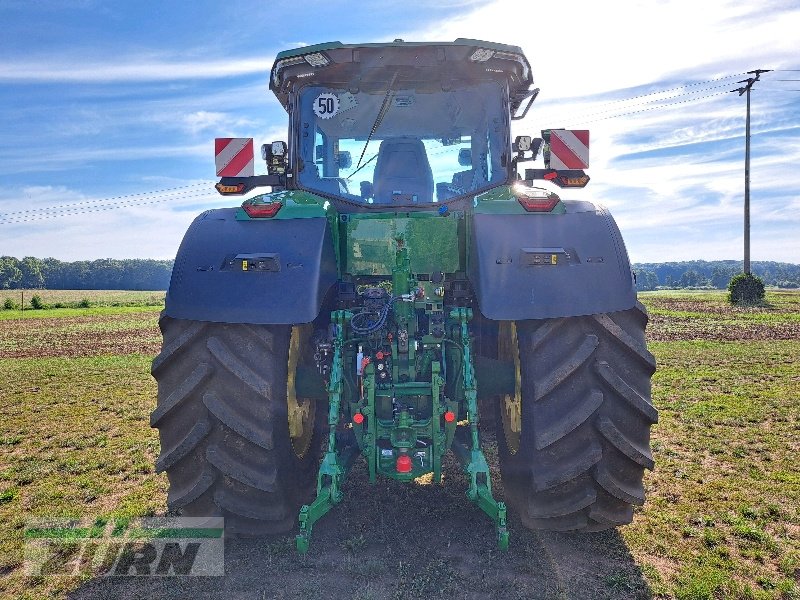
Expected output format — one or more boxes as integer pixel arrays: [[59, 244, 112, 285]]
[[1, 0, 798, 264]]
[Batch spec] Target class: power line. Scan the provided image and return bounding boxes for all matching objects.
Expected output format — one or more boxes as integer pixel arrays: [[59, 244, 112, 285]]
[[0, 191, 222, 225], [566, 72, 747, 110], [564, 89, 732, 127], [0, 184, 224, 225], [554, 82, 735, 123], [537, 76, 750, 127], [0, 181, 215, 218]]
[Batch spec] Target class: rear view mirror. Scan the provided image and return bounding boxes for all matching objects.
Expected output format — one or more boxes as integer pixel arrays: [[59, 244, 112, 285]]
[[514, 136, 532, 152], [512, 137, 543, 163], [337, 151, 352, 170]]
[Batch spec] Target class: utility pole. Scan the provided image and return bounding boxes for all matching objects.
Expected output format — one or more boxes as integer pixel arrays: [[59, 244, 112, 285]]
[[731, 69, 771, 274]]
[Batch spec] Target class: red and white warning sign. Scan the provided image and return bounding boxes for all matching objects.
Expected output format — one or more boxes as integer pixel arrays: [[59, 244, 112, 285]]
[[215, 138, 254, 177], [549, 130, 589, 170]]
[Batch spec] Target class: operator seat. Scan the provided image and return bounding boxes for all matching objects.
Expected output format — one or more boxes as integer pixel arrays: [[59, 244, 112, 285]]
[[372, 137, 433, 203]]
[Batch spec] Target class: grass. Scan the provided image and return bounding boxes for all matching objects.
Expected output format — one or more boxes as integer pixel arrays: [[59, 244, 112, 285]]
[[0, 290, 165, 313], [0, 304, 162, 321], [623, 339, 800, 599], [0, 355, 166, 599], [0, 289, 798, 598]]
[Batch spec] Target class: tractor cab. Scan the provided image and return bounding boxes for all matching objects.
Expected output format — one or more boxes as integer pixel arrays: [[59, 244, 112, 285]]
[[215, 39, 557, 207], [277, 40, 533, 209]]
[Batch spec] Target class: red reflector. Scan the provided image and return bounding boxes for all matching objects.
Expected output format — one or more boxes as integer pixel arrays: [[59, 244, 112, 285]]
[[243, 202, 282, 218], [376, 351, 384, 360], [444, 411, 456, 423], [517, 196, 560, 212], [543, 171, 558, 180], [352, 412, 364, 425], [396, 454, 413, 473]]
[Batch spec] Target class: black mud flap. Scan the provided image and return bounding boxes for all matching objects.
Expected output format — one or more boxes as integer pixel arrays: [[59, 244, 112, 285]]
[[165, 208, 337, 324], [468, 201, 636, 320]]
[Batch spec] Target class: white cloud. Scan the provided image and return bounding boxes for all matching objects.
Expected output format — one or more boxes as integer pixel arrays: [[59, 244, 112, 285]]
[[0, 55, 276, 83], [180, 111, 259, 136]]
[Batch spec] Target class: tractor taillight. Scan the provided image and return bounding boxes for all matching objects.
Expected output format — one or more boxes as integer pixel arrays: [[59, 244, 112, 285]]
[[517, 196, 560, 212], [396, 454, 412, 473], [512, 184, 560, 212], [444, 411, 456, 423], [352, 412, 364, 425], [242, 202, 282, 218], [216, 182, 246, 194]]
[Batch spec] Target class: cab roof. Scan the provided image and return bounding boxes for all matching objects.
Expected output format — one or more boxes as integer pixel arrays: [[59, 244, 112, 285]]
[[269, 38, 533, 111]]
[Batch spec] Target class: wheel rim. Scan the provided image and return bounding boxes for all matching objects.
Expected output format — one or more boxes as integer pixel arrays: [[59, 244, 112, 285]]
[[287, 324, 315, 459], [498, 321, 522, 454]]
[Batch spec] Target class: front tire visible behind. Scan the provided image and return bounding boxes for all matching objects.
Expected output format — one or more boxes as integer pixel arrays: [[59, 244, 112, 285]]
[[496, 303, 657, 532], [150, 316, 322, 535]]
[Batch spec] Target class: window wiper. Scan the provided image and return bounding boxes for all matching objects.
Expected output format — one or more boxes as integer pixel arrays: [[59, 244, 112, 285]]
[[345, 152, 378, 181], [354, 71, 399, 170]]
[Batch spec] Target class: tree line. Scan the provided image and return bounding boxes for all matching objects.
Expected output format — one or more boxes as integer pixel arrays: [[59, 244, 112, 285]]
[[0, 257, 173, 290], [633, 260, 800, 291], [0, 256, 798, 292]]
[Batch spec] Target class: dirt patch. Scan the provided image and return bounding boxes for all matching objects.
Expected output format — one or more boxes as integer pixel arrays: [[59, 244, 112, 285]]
[[0, 313, 160, 358], [66, 443, 652, 600], [647, 312, 800, 342]]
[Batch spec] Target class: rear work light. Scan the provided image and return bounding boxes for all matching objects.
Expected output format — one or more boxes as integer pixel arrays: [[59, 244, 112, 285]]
[[470, 48, 495, 62], [303, 52, 330, 67], [512, 184, 561, 212], [242, 202, 282, 218]]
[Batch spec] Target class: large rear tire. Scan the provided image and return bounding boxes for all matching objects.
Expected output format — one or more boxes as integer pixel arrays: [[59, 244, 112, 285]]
[[150, 316, 322, 535], [496, 303, 657, 531]]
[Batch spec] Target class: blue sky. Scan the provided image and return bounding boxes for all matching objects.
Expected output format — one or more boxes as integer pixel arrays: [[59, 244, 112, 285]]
[[1, 0, 798, 264]]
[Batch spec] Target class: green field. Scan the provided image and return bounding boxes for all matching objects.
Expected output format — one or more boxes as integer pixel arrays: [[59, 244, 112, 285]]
[[0, 290, 798, 599], [1, 289, 165, 313]]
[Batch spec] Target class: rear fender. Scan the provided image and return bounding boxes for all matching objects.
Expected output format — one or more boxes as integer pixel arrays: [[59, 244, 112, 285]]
[[165, 208, 337, 324], [468, 201, 636, 320]]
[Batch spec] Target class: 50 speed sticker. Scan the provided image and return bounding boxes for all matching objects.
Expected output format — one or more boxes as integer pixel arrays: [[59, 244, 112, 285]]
[[313, 93, 340, 119]]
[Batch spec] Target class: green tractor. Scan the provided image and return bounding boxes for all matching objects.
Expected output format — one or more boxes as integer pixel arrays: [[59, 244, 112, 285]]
[[151, 39, 657, 553]]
